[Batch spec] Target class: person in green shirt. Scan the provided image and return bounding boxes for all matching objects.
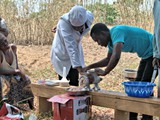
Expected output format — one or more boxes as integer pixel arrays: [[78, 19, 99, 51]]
[[83, 23, 153, 120]]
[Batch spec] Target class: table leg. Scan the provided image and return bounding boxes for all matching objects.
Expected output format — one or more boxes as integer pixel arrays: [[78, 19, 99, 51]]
[[37, 96, 52, 113], [114, 109, 129, 120]]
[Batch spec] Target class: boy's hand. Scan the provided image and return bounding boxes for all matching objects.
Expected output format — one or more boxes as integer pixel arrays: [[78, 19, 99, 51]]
[[153, 58, 160, 68], [95, 68, 105, 76], [76, 66, 87, 75], [51, 26, 57, 33], [82, 66, 90, 72]]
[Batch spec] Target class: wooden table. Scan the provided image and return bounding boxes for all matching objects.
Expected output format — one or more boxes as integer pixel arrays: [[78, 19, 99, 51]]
[[31, 83, 160, 120]]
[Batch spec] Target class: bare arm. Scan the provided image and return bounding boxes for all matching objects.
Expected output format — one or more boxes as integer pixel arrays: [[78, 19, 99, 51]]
[[103, 42, 123, 75], [83, 52, 112, 71], [11, 45, 27, 79], [0, 69, 22, 76], [11, 44, 19, 69]]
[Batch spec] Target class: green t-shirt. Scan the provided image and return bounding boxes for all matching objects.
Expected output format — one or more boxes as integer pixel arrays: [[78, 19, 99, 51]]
[[108, 25, 153, 59]]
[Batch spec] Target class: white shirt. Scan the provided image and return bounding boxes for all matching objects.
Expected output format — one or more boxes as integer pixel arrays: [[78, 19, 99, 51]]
[[51, 11, 94, 77]]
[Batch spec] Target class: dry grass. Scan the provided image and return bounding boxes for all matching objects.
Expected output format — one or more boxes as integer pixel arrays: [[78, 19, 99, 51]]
[[0, 0, 154, 45]]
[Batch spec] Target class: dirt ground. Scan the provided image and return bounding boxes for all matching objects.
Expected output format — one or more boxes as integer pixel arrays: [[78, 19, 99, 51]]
[[17, 36, 139, 83], [15, 36, 159, 120]]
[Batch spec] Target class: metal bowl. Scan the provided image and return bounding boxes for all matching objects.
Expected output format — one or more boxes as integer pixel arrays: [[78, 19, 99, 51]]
[[66, 88, 88, 96], [123, 69, 137, 79]]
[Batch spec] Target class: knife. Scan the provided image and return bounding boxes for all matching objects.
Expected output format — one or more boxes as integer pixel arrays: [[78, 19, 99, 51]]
[[151, 65, 158, 83]]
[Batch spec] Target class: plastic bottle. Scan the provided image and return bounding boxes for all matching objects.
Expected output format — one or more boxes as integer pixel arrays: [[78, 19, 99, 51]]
[[60, 67, 69, 87], [29, 113, 37, 120], [61, 67, 68, 81]]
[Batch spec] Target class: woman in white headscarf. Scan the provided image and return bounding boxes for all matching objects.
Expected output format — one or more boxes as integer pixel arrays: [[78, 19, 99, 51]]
[[51, 5, 94, 86]]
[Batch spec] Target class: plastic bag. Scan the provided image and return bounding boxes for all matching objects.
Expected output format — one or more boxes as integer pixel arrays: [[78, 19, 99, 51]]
[[0, 102, 24, 120]]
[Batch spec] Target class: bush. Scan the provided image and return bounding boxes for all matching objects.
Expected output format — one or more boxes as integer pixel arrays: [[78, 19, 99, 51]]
[[87, 3, 119, 25]]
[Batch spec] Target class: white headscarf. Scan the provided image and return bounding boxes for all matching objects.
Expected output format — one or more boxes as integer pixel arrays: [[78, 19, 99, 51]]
[[0, 18, 9, 36], [0, 18, 8, 30], [69, 5, 87, 27]]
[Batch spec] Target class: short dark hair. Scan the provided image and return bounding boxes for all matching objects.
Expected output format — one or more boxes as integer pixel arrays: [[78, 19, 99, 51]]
[[90, 23, 109, 37]]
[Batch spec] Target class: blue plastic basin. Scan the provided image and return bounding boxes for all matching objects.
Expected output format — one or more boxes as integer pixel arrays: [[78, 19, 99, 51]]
[[122, 81, 156, 98]]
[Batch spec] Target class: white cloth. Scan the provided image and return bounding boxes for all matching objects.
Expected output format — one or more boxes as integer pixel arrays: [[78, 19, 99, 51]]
[[51, 10, 94, 77], [69, 5, 87, 27], [0, 18, 9, 32]]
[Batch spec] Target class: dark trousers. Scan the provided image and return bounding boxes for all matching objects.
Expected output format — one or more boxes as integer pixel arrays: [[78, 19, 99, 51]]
[[58, 67, 79, 86], [130, 56, 154, 120]]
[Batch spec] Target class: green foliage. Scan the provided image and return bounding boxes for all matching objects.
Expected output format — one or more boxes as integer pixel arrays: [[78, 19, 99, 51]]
[[115, 0, 153, 31], [87, 3, 119, 25], [117, 0, 143, 5]]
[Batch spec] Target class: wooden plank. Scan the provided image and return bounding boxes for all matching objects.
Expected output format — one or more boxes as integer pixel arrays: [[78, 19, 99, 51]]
[[32, 84, 160, 105], [31, 83, 160, 105], [31, 84, 67, 98], [114, 110, 129, 120], [116, 99, 160, 116], [91, 94, 116, 108], [88, 90, 160, 105], [31, 83, 160, 116], [90, 92, 160, 116]]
